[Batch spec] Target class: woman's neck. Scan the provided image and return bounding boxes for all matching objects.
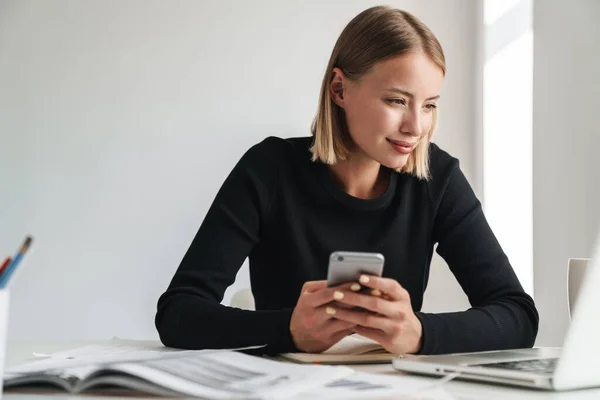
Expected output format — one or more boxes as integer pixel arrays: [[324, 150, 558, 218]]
[[327, 155, 390, 200]]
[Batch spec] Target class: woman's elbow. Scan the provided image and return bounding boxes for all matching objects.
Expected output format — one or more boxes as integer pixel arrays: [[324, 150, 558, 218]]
[[155, 305, 179, 348], [520, 298, 540, 348], [155, 296, 190, 349]]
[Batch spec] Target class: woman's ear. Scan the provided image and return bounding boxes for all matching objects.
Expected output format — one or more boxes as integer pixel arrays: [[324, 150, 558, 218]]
[[329, 67, 347, 108]]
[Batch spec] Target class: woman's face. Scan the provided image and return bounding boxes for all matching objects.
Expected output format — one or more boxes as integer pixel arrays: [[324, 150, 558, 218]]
[[331, 52, 444, 169]]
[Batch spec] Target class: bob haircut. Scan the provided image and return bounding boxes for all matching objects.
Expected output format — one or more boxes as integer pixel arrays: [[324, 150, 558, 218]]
[[310, 6, 446, 180]]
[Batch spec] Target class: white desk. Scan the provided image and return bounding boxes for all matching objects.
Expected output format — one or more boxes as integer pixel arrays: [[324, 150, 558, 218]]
[[4, 341, 600, 400]]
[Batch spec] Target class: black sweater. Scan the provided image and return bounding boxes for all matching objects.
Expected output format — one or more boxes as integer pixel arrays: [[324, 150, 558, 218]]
[[155, 136, 538, 354]]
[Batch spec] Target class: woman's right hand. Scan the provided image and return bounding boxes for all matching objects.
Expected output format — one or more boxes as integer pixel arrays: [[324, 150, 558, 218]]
[[290, 280, 358, 353]]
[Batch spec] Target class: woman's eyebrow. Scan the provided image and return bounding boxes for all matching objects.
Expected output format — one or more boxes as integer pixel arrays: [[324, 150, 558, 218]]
[[384, 87, 440, 101]]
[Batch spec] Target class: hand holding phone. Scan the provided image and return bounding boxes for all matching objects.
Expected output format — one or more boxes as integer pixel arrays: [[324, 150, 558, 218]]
[[319, 251, 423, 354], [288, 251, 386, 353]]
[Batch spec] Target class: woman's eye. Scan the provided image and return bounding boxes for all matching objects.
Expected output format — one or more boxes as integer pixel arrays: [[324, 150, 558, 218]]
[[424, 104, 437, 111], [387, 98, 406, 105]]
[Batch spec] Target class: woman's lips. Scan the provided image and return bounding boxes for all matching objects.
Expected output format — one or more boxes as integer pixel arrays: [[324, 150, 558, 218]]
[[387, 139, 414, 154]]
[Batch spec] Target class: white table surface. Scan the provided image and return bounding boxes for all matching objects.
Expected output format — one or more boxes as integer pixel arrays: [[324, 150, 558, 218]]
[[4, 340, 600, 400]]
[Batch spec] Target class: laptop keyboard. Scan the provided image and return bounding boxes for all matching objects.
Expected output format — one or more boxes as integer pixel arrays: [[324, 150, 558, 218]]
[[479, 358, 559, 374]]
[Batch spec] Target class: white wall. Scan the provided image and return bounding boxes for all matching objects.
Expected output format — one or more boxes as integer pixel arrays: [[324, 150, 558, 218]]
[[0, 0, 476, 341], [533, 0, 600, 346]]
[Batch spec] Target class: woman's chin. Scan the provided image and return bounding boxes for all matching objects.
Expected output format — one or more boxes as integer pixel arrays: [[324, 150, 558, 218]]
[[379, 154, 409, 170]]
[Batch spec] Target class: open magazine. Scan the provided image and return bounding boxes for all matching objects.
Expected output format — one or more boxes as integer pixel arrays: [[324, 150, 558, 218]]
[[4, 342, 354, 399]]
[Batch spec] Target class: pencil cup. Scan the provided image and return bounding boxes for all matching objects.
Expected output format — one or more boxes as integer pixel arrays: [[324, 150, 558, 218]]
[[0, 290, 10, 398]]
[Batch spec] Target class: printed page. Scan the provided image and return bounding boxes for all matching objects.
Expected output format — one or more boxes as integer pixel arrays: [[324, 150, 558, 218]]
[[292, 371, 459, 399], [3, 365, 101, 392], [32, 340, 184, 360], [109, 350, 354, 399], [7, 342, 189, 375]]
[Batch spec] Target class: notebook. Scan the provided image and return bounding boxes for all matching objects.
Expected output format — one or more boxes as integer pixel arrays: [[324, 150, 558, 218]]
[[279, 334, 396, 364]]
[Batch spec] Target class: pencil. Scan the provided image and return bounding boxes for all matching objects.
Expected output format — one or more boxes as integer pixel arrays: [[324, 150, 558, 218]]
[[0, 236, 34, 288]]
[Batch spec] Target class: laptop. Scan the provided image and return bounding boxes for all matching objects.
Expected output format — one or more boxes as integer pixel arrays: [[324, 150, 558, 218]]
[[392, 239, 600, 391]]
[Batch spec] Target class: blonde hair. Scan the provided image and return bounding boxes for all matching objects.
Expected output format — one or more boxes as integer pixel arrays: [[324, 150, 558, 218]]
[[310, 6, 446, 180]]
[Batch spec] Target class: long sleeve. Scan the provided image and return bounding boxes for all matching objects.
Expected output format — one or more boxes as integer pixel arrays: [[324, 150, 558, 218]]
[[415, 156, 539, 354], [155, 138, 297, 353]]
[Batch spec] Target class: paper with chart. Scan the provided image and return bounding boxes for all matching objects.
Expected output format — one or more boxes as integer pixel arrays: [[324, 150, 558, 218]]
[[107, 350, 354, 399], [291, 371, 460, 399]]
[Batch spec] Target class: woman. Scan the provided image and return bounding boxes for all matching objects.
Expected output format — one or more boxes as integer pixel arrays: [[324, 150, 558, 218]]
[[155, 6, 538, 355]]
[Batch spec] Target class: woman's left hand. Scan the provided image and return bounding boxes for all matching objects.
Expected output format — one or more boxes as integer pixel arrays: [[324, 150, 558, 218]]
[[327, 275, 423, 354]]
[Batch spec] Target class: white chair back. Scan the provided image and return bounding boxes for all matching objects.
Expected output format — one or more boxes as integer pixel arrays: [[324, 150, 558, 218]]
[[230, 287, 256, 310]]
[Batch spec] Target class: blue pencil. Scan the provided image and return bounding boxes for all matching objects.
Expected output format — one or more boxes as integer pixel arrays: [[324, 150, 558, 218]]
[[0, 236, 33, 289]]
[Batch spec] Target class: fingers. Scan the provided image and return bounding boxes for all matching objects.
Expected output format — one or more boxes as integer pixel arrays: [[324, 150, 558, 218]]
[[329, 289, 398, 317], [302, 282, 359, 308], [330, 307, 399, 334], [319, 319, 356, 339], [298, 302, 357, 331], [301, 280, 327, 294], [294, 306, 355, 346], [357, 275, 409, 302]]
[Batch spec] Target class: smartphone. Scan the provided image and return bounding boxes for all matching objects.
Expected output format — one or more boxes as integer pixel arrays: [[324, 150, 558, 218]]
[[326, 251, 385, 287]]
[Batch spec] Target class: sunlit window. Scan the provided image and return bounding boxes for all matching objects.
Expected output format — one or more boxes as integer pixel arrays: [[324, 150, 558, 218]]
[[483, 0, 533, 296]]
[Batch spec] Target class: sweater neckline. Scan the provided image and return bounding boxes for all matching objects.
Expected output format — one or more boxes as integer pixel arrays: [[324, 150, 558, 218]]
[[313, 160, 398, 211]]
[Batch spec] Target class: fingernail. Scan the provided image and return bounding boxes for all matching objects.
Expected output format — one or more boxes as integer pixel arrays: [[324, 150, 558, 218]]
[[350, 283, 361, 292], [371, 289, 381, 297], [326, 306, 336, 315], [359, 275, 370, 284], [333, 290, 344, 300]]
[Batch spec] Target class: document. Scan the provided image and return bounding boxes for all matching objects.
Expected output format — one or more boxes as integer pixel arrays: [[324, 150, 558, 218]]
[[293, 371, 459, 399]]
